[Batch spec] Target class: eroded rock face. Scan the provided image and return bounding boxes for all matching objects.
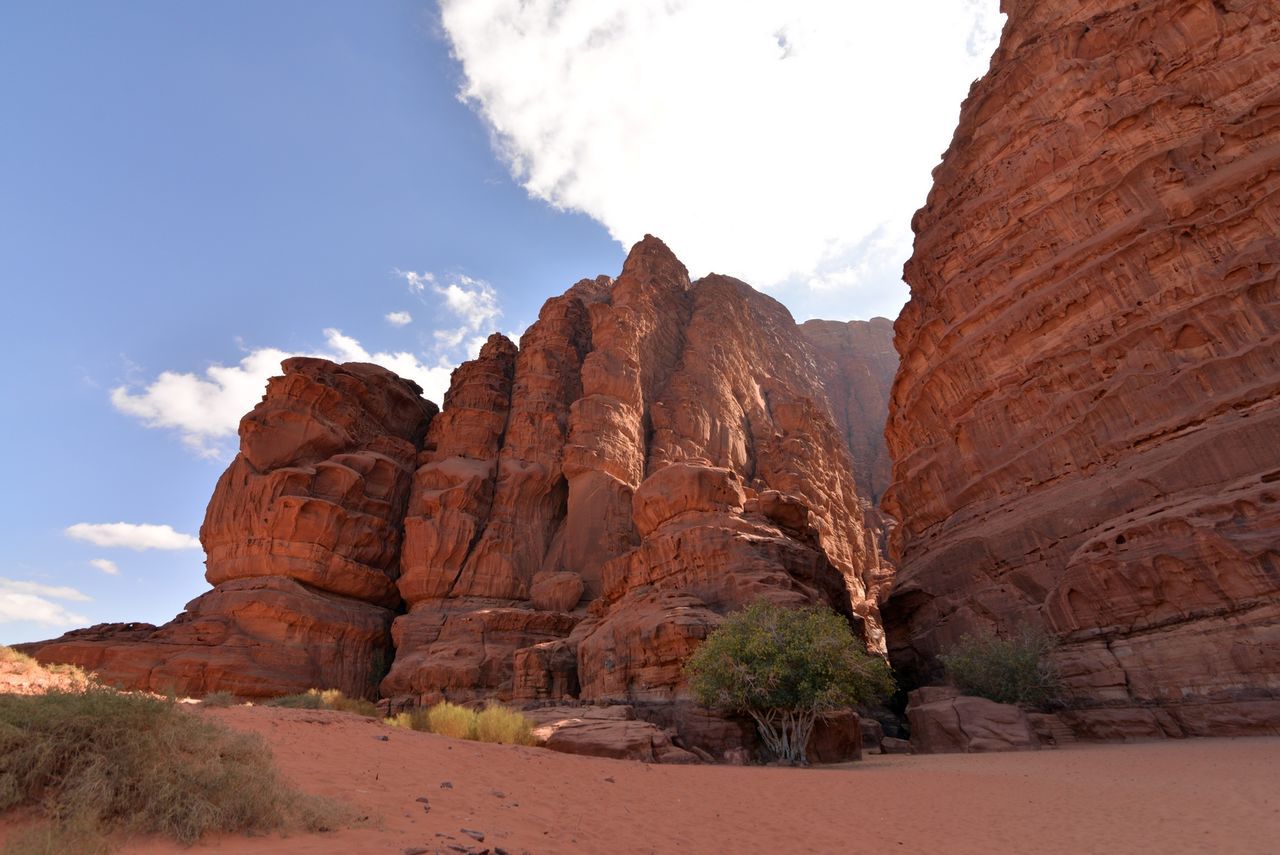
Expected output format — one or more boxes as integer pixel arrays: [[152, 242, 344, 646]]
[[29, 359, 435, 698], [382, 237, 891, 759], [26, 237, 896, 762], [883, 0, 1280, 736]]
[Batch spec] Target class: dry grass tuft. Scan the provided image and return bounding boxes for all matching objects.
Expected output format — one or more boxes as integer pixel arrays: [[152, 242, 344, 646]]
[[0, 687, 349, 853], [264, 689, 379, 717], [385, 702, 536, 745], [199, 691, 238, 708], [426, 701, 477, 739], [473, 704, 537, 746]]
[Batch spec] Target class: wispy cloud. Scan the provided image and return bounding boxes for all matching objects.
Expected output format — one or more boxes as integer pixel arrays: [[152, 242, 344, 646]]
[[439, 0, 1004, 319], [0, 578, 91, 627], [0, 578, 92, 602], [65, 522, 201, 551], [89, 558, 120, 576], [396, 270, 503, 352], [110, 329, 455, 458], [110, 269, 510, 458]]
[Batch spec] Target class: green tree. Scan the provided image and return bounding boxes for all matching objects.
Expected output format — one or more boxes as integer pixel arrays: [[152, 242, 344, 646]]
[[685, 600, 894, 764], [939, 626, 1062, 708]]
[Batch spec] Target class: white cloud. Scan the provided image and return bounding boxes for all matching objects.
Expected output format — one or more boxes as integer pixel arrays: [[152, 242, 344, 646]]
[[65, 522, 201, 551], [0, 578, 92, 602], [110, 329, 459, 457], [0, 578, 92, 628], [440, 0, 1004, 319], [89, 558, 120, 576], [0, 593, 89, 628], [109, 271, 510, 457], [397, 270, 503, 352], [396, 269, 436, 294]]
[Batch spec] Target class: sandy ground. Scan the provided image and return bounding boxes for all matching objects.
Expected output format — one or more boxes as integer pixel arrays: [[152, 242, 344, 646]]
[[4, 704, 1253, 855]]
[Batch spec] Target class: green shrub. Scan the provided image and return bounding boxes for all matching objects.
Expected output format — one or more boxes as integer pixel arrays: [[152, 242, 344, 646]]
[[264, 689, 378, 717], [0, 687, 344, 852], [685, 600, 894, 764], [426, 702, 477, 740], [473, 704, 536, 746], [939, 626, 1062, 708]]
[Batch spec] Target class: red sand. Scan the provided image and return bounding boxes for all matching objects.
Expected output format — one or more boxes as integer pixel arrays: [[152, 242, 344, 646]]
[[75, 705, 1280, 854]]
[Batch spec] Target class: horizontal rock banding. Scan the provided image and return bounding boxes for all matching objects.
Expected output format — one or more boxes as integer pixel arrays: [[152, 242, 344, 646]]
[[883, 0, 1280, 736]]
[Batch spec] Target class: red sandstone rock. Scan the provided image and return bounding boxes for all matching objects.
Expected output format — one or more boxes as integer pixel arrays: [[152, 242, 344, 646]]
[[378, 236, 896, 757], [799, 317, 898, 503], [882, 0, 1280, 736], [29, 577, 398, 698], [26, 237, 897, 756], [28, 360, 434, 698], [525, 705, 697, 764], [383, 237, 893, 759], [906, 688, 1038, 754]]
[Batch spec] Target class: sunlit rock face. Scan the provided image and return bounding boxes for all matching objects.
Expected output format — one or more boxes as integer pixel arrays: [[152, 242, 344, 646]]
[[23, 236, 898, 759], [27, 359, 436, 698], [882, 0, 1280, 737], [382, 236, 895, 719]]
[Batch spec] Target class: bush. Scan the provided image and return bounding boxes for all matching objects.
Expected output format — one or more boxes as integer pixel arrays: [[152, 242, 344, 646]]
[[474, 705, 537, 746], [386, 703, 536, 745], [0, 646, 36, 668], [0, 687, 342, 852], [265, 689, 378, 717], [426, 702, 477, 739], [939, 626, 1062, 708], [386, 709, 432, 732], [200, 691, 237, 708], [685, 601, 894, 764]]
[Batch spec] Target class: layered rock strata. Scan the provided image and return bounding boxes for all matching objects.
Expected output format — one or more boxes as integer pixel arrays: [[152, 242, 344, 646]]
[[883, 0, 1280, 736], [382, 238, 892, 754], [30, 359, 435, 697], [26, 237, 898, 760]]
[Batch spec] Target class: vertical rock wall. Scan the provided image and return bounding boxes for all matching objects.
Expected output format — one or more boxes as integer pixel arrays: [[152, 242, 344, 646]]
[[883, 0, 1280, 737], [382, 236, 893, 714]]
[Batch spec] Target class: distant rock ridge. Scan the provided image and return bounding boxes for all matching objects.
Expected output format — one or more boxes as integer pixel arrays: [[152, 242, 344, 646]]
[[22, 236, 898, 758], [882, 0, 1280, 737]]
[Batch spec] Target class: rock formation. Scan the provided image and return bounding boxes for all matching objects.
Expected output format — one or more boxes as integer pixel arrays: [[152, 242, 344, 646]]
[[27, 359, 435, 698], [24, 237, 898, 760], [883, 0, 1280, 737], [800, 317, 898, 503], [381, 237, 892, 758]]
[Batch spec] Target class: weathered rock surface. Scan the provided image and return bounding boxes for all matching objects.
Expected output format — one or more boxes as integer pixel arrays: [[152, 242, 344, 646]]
[[382, 236, 892, 758], [906, 688, 1038, 754], [525, 705, 698, 764], [883, 0, 1280, 736], [26, 237, 895, 761], [800, 317, 898, 504], [28, 360, 435, 698]]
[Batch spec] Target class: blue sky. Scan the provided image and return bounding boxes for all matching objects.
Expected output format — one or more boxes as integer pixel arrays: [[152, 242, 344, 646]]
[[0, 1, 1001, 643]]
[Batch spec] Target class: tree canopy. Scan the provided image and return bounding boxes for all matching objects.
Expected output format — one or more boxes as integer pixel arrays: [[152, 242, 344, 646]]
[[685, 600, 893, 763]]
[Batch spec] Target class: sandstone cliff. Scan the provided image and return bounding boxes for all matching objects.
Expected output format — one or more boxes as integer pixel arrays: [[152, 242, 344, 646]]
[[24, 238, 898, 756], [29, 359, 435, 697], [883, 0, 1280, 737], [382, 237, 891, 720]]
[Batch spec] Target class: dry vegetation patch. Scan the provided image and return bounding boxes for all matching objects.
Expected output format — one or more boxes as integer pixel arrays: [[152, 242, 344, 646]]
[[0, 686, 349, 854], [388, 701, 536, 746]]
